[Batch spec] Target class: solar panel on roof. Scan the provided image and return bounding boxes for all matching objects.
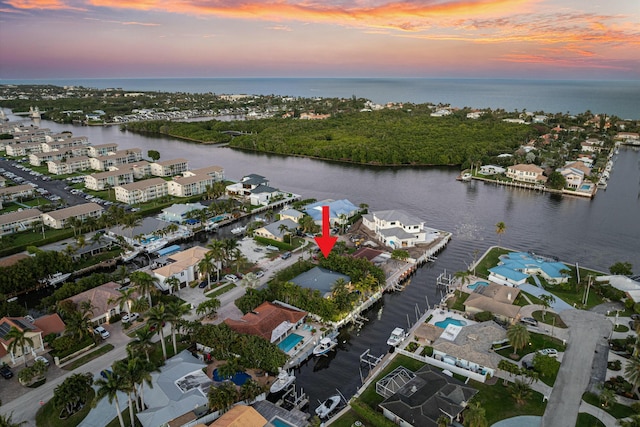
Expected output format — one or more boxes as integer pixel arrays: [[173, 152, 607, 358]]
[[11, 319, 33, 331], [0, 323, 11, 338]]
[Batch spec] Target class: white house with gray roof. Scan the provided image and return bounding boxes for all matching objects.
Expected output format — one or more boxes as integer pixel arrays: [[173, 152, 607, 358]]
[[226, 174, 269, 198], [254, 218, 298, 242], [362, 210, 439, 249]]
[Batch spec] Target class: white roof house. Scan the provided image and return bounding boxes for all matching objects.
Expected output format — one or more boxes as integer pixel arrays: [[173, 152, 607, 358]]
[[362, 209, 439, 248]]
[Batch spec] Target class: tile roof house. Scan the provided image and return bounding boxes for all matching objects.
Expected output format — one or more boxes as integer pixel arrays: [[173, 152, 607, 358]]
[[209, 405, 267, 426], [0, 316, 46, 366], [152, 246, 209, 292], [67, 281, 132, 325], [463, 284, 521, 322], [32, 313, 66, 337], [379, 365, 477, 427], [506, 164, 547, 183], [224, 301, 306, 343]]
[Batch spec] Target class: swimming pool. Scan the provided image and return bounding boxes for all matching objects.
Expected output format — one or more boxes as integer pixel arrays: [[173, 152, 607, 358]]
[[209, 215, 227, 223], [271, 418, 296, 427], [212, 369, 251, 386], [278, 333, 303, 353], [435, 317, 467, 328], [468, 281, 489, 290], [580, 184, 592, 191], [141, 236, 160, 245]]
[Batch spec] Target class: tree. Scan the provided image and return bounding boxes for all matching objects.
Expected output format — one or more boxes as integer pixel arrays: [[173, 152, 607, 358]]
[[197, 252, 216, 286], [4, 326, 35, 367], [599, 386, 617, 408], [508, 379, 532, 405], [546, 171, 567, 190], [619, 415, 640, 427], [196, 298, 221, 318], [495, 221, 506, 246], [166, 301, 191, 355], [108, 287, 137, 316], [626, 358, 640, 397], [129, 325, 156, 362], [147, 150, 160, 161], [0, 412, 26, 427], [148, 303, 170, 360], [164, 276, 181, 296], [437, 415, 450, 427], [610, 262, 633, 276], [53, 373, 93, 419], [391, 249, 410, 261], [130, 271, 159, 307], [240, 379, 264, 402], [463, 401, 488, 427], [506, 323, 530, 358], [539, 294, 556, 320], [94, 369, 126, 427], [454, 270, 471, 291], [208, 381, 238, 414]]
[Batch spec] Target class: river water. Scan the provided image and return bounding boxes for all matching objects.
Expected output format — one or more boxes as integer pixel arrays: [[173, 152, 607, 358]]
[[9, 115, 640, 413]]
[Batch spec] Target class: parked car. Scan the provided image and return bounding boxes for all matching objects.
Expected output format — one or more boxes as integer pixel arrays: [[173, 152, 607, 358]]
[[520, 317, 538, 326], [34, 355, 50, 367], [224, 274, 239, 283], [94, 326, 110, 339], [521, 359, 534, 370], [631, 314, 640, 321], [100, 369, 113, 379], [0, 364, 13, 379], [198, 281, 208, 288], [255, 270, 265, 279], [281, 251, 292, 260], [122, 312, 139, 323], [538, 348, 558, 357]]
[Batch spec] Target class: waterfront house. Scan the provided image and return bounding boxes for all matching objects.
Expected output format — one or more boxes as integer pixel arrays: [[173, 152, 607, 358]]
[[378, 365, 477, 427], [89, 148, 143, 171], [209, 405, 268, 426], [279, 208, 304, 223], [253, 219, 298, 242], [87, 142, 118, 157], [29, 150, 74, 167], [0, 209, 42, 236], [32, 313, 66, 340], [304, 199, 360, 228], [226, 174, 269, 198], [159, 203, 207, 224], [0, 184, 35, 202], [463, 283, 521, 323], [0, 316, 46, 366], [106, 217, 178, 248], [150, 158, 190, 177], [506, 164, 546, 184], [41, 202, 103, 229], [137, 350, 211, 427], [249, 184, 282, 206], [289, 266, 350, 298], [597, 275, 640, 303], [114, 177, 168, 204], [224, 301, 307, 343], [130, 160, 152, 179], [558, 161, 591, 189], [167, 173, 217, 198], [488, 252, 570, 286], [430, 321, 506, 378], [478, 165, 506, 175], [66, 281, 132, 325], [152, 246, 209, 292], [185, 165, 225, 181], [361, 209, 439, 248]]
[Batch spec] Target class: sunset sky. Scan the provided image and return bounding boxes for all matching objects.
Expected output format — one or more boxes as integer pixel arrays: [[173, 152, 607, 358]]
[[0, 0, 639, 80]]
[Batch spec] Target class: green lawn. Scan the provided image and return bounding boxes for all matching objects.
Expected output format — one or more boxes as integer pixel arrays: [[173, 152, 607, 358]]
[[206, 283, 236, 298], [474, 247, 510, 278], [496, 332, 566, 359], [575, 412, 605, 427], [447, 291, 469, 311], [470, 379, 547, 425], [532, 310, 568, 329], [36, 389, 96, 427], [63, 344, 114, 371], [583, 392, 636, 419]]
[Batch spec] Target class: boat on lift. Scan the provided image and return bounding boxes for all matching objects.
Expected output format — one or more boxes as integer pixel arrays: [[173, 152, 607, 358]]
[[315, 394, 341, 419], [269, 368, 296, 394], [313, 337, 338, 356]]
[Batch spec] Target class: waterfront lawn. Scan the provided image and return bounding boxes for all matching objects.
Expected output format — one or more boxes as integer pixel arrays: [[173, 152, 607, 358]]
[[583, 392, 635, 419], [358, 355, 425, 409], [447, 290, 469, 311], [473, 247, 511, 278], [470, 380, 546, 425], [532, 311, 568, 329], [36, 389, 96, 427]]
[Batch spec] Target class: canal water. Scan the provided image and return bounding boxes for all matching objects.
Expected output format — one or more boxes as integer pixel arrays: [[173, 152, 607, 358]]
[[9, 115, 640, 412]]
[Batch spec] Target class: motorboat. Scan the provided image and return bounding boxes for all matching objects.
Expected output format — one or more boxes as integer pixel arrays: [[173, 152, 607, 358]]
[[386, 327, 407, 346], [120, 248, 140, 262], [269, 369, 295, 394], [144, 238, 168, 253], [313, 337, 338, 356], [315, 394, 341, 419], [45, 272, 72, 286], [230, 225, 246, 235]]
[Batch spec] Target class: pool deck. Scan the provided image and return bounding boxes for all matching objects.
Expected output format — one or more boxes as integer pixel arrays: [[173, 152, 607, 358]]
[[428, 309, 476, 328]]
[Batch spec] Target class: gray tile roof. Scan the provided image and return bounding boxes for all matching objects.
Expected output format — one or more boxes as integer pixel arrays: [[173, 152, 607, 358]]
[[290, 266, 350, 297]]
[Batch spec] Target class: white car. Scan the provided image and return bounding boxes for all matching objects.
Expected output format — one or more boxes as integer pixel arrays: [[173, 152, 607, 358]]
[[224, 274, 239, 283], [121, 312, 139, 323], [94, 326, 110, 339], [255, 270, 265, 279], [538, 348, 558, 357], [34, 355, 50, 366]]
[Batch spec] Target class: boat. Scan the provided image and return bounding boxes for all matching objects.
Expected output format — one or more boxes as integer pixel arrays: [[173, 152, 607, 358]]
[[456, 172, 472, 182], [313, 337, 338, 356], [46, 272, 72, 286], [386, 327, 407, 346], [121, 248, 141, 262], [144, 238, 168, 253], [315, 395, 341, 419], [269, 369, 296, 394], [230, 225, 246, 235]]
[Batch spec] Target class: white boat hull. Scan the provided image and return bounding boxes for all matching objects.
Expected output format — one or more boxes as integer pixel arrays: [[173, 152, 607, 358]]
[[315, 395, 341, 418]]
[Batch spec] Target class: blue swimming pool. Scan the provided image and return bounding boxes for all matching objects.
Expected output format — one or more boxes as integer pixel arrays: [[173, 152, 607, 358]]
[[278, 333, 303, 353], [141, 236, 160, 245], [209, 215, 227, 223], [435, 317, 467, 328], [468, 281, 489, 290], [580, 184, 591, 191], [271, 418, 296, 427], [212, 369, 251, 386]]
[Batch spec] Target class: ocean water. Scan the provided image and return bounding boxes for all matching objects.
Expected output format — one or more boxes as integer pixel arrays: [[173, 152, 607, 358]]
[[2, 78, 639, 119]]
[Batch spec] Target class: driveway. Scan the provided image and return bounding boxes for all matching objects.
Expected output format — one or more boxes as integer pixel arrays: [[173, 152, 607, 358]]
[[540, 309, 612, 427]]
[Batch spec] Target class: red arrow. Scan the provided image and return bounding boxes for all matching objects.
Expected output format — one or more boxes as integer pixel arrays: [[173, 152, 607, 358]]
[[314, 205, 338, 258]]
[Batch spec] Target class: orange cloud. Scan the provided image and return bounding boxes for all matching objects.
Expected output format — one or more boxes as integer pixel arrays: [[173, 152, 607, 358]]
[[5, 0, 85, 10]]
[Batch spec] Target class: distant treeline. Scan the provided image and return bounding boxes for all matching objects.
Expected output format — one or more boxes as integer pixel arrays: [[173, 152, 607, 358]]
[[124, 107, 535, 166]]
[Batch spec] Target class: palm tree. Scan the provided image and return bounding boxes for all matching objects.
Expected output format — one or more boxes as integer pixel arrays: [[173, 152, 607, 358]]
[[108, 287, 137, 316], [196, 298, 221, 319], [112, 360, 137, 427], [164, 276, 181, 296], [130, 271, 159, 307], [53, 373, 93, 419], [625, 358, 640, 397], [62, 307, 93, 341], [619, 415, 640, 427], [539, 294, 556, 320], [599, 386, 617, 408], [436, 415, 450, 427], [454, 270, 471, 292], [165, 301, 191, 355], [197, 252, 216, 286], [4, 326, 35, 366], [208, 381, 238, 414], [495, 221, 506, 246], [206, 240, 226, 282], [506, 323, 530, 358], [508, 379, 532, 405], [122, 213, 142, 239], [129, 325, 156, 362], [0, 412, 26, 427], [239, 379, 264, 402], [147, 303, 170, 360], [94, 370, 126, 427], [463, 401, 488, 427]]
